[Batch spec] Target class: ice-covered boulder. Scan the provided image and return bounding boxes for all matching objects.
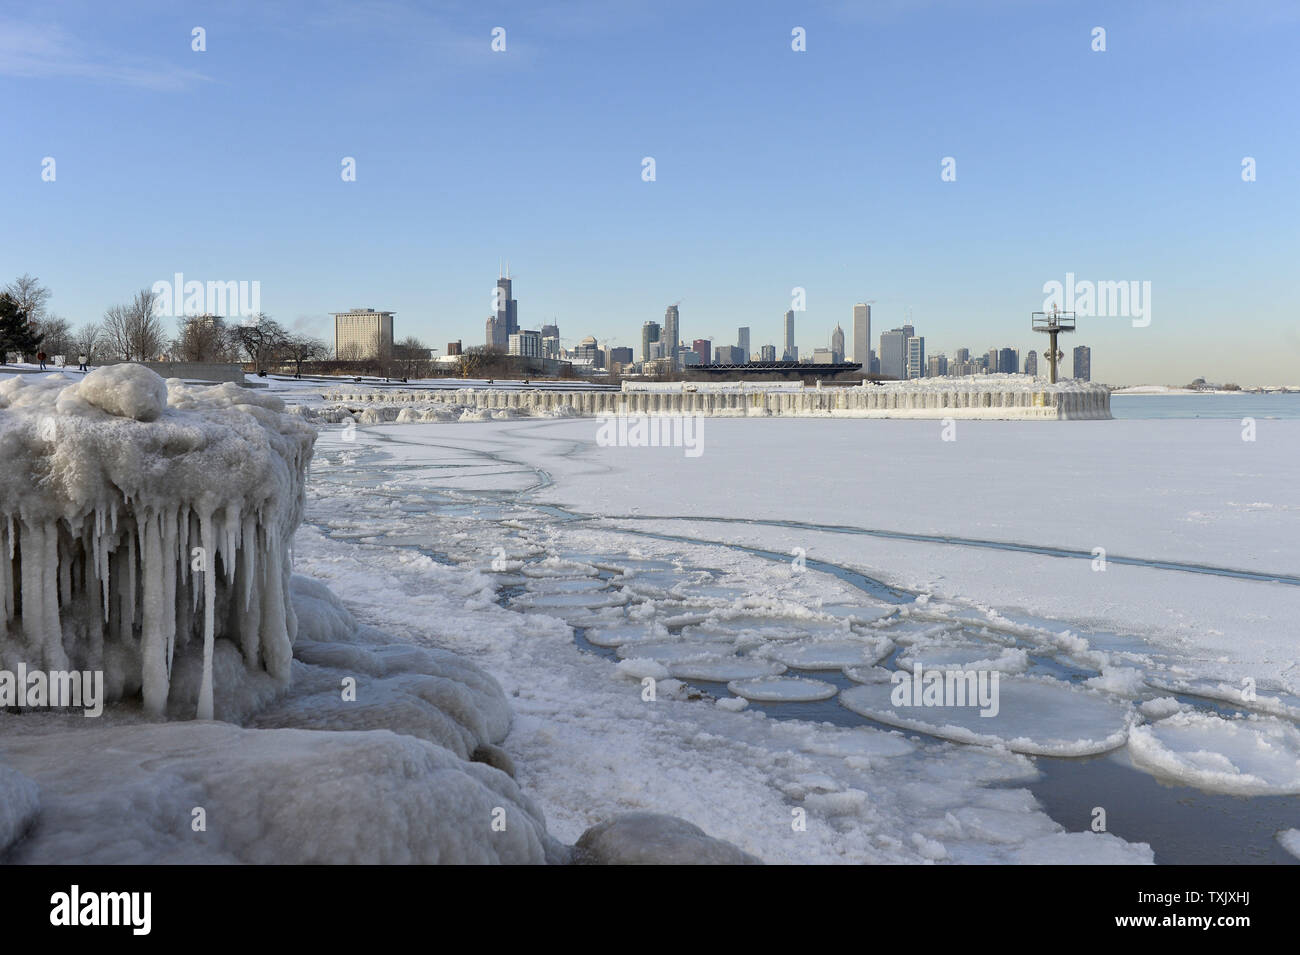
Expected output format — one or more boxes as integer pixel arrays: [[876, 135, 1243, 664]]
[[0, 365, 316, 719], [57, 363, 168, 421], [0, 763, 41, 855], [573, 812, 762, 865], [0, 722, 563, 864]]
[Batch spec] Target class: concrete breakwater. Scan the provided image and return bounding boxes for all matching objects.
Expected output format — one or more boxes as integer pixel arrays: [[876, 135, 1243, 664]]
[[321, 376, 1111, 421]]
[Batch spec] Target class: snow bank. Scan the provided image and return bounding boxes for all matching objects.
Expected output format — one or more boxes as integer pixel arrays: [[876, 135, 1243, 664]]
[[0, 366, 315, 718]]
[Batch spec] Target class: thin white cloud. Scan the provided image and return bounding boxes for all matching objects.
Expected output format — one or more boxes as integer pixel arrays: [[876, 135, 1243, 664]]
[[0, 19, 210, 89]]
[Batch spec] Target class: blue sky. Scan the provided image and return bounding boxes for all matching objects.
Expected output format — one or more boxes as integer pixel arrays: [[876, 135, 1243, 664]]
[[3, 0, 1298, 384]]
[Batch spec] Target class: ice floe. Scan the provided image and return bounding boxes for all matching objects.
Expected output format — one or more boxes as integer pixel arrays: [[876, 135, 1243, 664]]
[[840, 676, 1135, 756]]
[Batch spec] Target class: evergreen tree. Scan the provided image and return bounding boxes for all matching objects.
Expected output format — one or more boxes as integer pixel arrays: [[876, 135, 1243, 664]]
[[0, 293, 44, 363]]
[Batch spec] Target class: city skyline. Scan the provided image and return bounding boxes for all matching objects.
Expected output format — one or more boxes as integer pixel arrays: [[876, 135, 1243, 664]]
[[5, 1, 1298, 384]]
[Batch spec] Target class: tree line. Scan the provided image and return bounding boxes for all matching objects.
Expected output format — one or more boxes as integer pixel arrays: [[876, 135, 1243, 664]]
[[0, 274, 436, 378]]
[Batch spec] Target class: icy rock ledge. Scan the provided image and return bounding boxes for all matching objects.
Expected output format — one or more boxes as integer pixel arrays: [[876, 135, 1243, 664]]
[[0, 365, 315, 718], [573, 812, 763, 865]]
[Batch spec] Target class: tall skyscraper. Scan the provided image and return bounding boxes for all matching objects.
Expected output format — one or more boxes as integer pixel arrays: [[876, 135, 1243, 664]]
[[831, 325, 845, 363], [541, 322, 559, 339], [852, 304, 871, 366], [987, 348, 1000, 372], [1025, 350, 1038, 376], [880, 328, 911, 380], [783, 310, 796, 361], [1073, 345, 1091, 381], [955, 347, 970, 363], [760, 344, 776, 362], [496, 267, 518, 337], [906, 336, 926, 379], [692, 339, 711, 365], [737, 326, 750, 360], [663, 305, 680, 368], [641, 321, 661, 363], [999, 347, 1019, 375]]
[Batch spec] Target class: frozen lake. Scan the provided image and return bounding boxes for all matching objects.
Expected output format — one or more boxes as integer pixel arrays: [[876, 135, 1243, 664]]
[[300, 413, 1300, 864], [1112, 393, 1300, 419]]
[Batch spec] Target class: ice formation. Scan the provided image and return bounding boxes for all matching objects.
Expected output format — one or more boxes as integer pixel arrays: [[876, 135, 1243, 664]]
[[0, 366, 315, 718], [311, 373, 1112, 423], [573, 812, 762, 865], [840, 677, 1135, 756]]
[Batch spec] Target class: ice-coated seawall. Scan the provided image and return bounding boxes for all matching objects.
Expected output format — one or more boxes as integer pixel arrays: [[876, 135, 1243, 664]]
[[322, 375, 1111, 421]]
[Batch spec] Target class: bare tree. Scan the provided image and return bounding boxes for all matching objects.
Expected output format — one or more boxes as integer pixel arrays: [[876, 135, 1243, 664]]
[[281, 334, 328, 378], [103, 289, 165, 361], [392, 335, 431, 378], [5, 274, 51, 325], [73, 322, 102, 364], [173, 314, 231, 362], [35, 316, 74, 358], [232, 313, 288, 372]]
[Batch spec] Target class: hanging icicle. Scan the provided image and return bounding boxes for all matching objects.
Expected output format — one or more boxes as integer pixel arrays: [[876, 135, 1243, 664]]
[[0, 365, 316, 717]]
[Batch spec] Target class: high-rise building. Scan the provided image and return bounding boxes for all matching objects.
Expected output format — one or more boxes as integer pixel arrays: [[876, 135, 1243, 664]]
[[986, 348, 1000, 373], [927, 354, 948, 378], [1024, 350, 1038, 377], [641, 321, 660, 363], [1073, 345, 1091, 381], [663, 305, 680, 368], [541, 323, 559, 340], [852, 304, 871, 367], [575, 336, 601, 367], [831, 325, 845, 364], [496, 269, 518, 338], [542, 334, 560, 359], [737, 326, 750, 360], [783, 310, 796, 361], [999, 347, 1019, 375], [760, 344, 777, 362], [609, 346, 634, 366], [333, 308, 395, 360], [906, 336, 926, 379], [508, 330, 542, 358], [812, 347, 834, 363], [955, 347, 970, 364], [880, 328, 910, 380], [692, 339, 711, 365], [715, 345, 744, 364], [447, 340, 462, 356]]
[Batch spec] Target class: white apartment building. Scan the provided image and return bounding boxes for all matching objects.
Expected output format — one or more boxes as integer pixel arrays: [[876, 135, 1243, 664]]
[[333, 308, 395, 360]]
